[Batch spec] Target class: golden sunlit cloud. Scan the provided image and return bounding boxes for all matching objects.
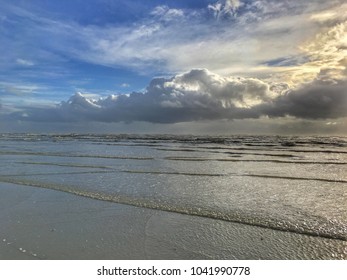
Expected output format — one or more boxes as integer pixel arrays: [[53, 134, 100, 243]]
[[269, 19, 347, 88]]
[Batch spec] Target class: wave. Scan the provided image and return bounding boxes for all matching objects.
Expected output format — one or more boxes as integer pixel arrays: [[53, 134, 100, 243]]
[[19, 161, 114, 170], [156, 148, 299, 158], [17, 161, 347, 183], [8, 150, 346, 165], [2, 133, 346, 147], [274, 148, 347, 154], [121, 170, 224, 177], [2, 170, 113, 177], [164, 156, 347, 165], [0, 175, 346, 242], [16, 161, 226, 176], [0, 151, 153, 160], [241, 174, 347, 184]]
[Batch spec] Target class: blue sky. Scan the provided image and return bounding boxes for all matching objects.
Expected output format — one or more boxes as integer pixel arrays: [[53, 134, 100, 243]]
[[1, 0, 347, 134], [0, 0, 223, 98]]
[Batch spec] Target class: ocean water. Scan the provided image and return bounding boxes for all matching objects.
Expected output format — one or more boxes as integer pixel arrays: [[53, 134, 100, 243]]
[[0, 133, 347, 251]]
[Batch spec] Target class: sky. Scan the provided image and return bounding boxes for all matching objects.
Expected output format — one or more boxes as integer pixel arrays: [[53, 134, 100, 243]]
[[0, 0, 347, 135]]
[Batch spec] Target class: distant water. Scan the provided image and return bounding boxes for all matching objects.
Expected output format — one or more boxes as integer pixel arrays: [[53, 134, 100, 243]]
[[0, 133, 347, 241]]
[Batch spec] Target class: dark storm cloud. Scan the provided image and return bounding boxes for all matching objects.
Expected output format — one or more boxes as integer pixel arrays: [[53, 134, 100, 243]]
[[259, 80, 347, 119]]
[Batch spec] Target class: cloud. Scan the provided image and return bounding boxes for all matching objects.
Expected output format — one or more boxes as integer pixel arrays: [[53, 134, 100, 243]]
[[208, 0, 242, 19], [73, 0, 346, 77], [7, 69, 272, 123], [300, 20, 347, 80], [150, 5, 184, 21], [259, 18, 347, 87], [9, 68, 347, 124], [309, 3, 347, 23], [0, 82, 41, 96], [259, 79, 347, 119], [2, 0, 346, 129], [16, 58, 35, 66], [2, 0, 345, 79]]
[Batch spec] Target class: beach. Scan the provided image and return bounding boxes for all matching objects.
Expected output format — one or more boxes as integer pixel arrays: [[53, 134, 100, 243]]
[[1, 182, 346, 260], [0, 134, 347, 259]]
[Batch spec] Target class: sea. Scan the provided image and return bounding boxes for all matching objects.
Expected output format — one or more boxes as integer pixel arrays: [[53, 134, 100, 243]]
[[0, 133, 347, 255]]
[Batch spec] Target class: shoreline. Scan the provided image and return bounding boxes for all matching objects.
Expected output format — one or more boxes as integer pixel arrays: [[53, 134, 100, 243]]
[[1, 182, 346, 260]]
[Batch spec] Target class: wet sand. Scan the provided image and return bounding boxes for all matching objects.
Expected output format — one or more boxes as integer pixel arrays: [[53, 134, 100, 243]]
[[0, 182, 346, 260]]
